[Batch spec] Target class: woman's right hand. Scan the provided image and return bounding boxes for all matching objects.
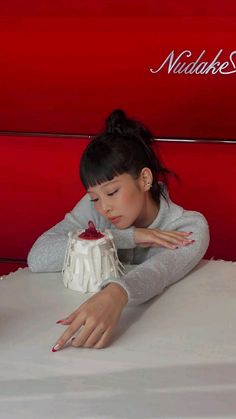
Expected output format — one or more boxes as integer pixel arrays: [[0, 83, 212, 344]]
[[134, 228, 194, 249]]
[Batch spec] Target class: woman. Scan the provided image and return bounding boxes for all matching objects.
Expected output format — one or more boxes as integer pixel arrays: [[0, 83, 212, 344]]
[[27, 109, 210, 351]]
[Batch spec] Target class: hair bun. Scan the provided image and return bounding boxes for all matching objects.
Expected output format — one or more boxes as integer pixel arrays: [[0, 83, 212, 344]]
[[105, 109, 128, 135], [105, 108, 153, 143]]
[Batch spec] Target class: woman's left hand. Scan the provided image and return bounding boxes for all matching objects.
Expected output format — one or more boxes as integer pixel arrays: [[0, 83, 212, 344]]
[[52, 283, 128, 351]]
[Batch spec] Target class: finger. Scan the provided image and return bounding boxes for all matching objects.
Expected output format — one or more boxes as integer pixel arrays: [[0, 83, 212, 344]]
[[153, 231, 183, 241], [83, 329, 108, 348], [153, 229, 192, 237], [71, 323, 100, 348], [149, 239, 195, 249], [162, 231, 191, 238], [56, 316, 75, 325], [153, 232, 193, 246], [164, 231, 194, 241], [162, 233, 195, 246], [94, 329, 113, 349], [164, 231, 192, 236], [182, 232, 193, 236], [148, 235, 178, 248], [72, 324, 98, 347], [56, 307, 82, 325], [52, 315, 85, 352], [141, 239, 176, 248], [56, 317, 74, 325]]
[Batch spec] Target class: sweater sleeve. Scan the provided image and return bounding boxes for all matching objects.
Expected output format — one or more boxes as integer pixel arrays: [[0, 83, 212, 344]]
[[99, 212, 210, 305], [27, 194, 135, 273]]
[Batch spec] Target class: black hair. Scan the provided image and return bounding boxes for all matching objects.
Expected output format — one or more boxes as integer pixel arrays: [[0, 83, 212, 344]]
[[80, 109, 174, 204]]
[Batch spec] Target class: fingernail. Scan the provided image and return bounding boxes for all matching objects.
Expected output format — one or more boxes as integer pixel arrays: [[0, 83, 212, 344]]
[[56, 320, 64, 324], [52, 344, 60, 352]]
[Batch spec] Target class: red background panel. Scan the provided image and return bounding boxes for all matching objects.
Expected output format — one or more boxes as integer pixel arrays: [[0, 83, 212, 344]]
[[0, 1, 236, 139], [1, 1, 236, 17], [1, 135, 235, 262]]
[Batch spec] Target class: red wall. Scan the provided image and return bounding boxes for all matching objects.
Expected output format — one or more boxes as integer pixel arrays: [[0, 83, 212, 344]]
[[1, 135, 235, 263], [0, 1, 236, 139]]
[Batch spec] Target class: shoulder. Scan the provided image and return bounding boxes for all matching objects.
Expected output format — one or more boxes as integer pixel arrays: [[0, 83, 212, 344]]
[[166, 199, 210, 251], [168, 200, 208, 229], [157, 188, 209, 237], [70, 193, 97, 217], [175, 209, 209, 237]]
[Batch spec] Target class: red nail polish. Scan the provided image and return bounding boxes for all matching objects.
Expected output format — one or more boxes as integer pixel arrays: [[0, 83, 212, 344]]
[[52, 344, 60, 352], [56, 320, 64, 324]]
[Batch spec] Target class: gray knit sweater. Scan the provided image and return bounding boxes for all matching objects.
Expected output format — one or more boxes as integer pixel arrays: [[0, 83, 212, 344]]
[[27, 190, 210, 305]]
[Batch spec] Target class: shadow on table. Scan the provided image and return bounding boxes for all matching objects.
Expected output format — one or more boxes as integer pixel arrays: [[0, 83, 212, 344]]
[[1, 362, 236, 418]]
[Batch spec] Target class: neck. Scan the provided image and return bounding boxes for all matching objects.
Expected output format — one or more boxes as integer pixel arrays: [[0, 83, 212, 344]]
[[134, 193, 160, 228]]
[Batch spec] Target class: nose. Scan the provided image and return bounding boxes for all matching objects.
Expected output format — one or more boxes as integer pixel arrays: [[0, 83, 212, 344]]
[[100, 197, 112, 214]]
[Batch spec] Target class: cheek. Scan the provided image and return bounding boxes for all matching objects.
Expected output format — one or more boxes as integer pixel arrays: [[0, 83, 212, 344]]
[[121, 188, 143, 211], [93, 201, 103, 215]]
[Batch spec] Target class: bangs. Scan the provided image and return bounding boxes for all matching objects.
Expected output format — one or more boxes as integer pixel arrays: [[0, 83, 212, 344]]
[[80, 142, 130, 189], [80, 160, 124, 189]]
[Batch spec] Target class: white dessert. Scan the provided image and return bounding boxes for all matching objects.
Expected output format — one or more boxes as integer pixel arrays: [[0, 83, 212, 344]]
[[62, 228, 124, 293]]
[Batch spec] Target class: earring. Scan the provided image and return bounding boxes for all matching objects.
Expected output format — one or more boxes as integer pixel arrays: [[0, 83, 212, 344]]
[[145, 183, 152, 190]]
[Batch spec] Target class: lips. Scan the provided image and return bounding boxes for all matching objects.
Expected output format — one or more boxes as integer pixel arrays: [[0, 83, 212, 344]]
[[108, 216, 121, 223]]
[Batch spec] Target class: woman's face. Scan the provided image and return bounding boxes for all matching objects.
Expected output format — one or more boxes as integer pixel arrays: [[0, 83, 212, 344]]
[[87, 173, 149, 229]]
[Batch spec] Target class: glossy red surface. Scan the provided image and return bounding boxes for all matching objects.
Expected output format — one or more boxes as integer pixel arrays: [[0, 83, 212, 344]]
[[0, 1, 236, 139]]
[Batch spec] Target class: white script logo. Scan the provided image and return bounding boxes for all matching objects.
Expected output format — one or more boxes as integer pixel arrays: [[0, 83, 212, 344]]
[[150, 49, 236, 75]]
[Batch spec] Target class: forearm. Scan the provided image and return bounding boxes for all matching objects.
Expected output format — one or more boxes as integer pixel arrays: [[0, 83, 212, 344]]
[[100, 215, 210, 305], [27, 232, 69, 272]]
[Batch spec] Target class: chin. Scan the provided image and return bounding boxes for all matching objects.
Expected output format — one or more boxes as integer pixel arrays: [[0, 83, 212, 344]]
[[115, 220, 133, 229]]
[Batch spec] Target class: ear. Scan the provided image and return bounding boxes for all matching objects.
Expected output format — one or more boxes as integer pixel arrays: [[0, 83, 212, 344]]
[[139, 167, 153, 191]]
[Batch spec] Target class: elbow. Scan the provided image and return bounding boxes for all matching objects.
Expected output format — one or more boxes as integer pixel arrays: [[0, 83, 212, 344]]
[[27, 243, 49, 272], [196, 215, 210, 259], [26, 233, 67, 273], [27, 244, 64, 273], [188, 215, 210, 269], [27, 248, 43, 272]]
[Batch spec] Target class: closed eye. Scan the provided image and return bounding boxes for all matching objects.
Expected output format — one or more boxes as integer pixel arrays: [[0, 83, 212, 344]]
[[89, 188, 119, 202], [107, 189, 119, 196]]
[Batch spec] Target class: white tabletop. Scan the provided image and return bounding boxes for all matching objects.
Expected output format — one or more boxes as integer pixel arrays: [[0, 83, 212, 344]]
[[1, 259, 236, 419]]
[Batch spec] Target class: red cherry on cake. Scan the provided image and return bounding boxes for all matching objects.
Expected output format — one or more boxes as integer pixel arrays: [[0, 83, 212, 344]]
[[79, 220, 104, 240]]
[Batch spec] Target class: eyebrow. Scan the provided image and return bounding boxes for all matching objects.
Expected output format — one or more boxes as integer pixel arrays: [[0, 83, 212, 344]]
[[87, 179, 119, 193]]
